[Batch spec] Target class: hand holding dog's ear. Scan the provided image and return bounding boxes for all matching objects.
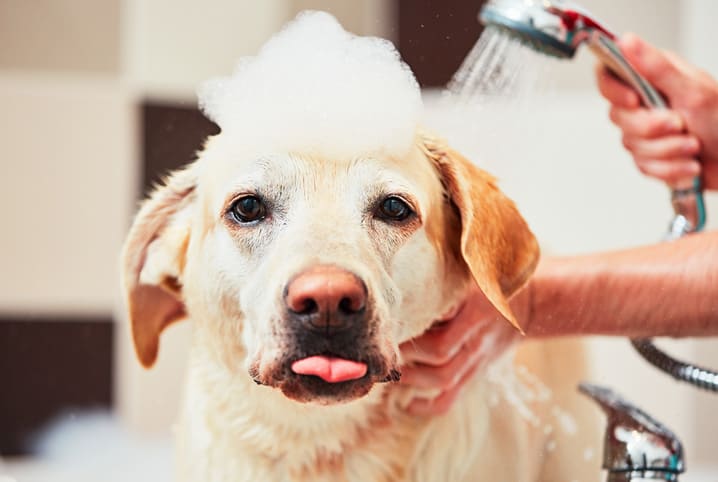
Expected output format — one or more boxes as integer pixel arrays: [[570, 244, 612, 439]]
[[121, 167, 197, 368]]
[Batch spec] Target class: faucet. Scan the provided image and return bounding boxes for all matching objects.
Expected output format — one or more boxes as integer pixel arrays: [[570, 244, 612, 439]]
[[579, 383, 684, 481]]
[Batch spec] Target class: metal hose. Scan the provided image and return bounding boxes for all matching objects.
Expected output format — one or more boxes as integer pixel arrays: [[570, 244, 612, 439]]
[[631, 338, 718, 392]]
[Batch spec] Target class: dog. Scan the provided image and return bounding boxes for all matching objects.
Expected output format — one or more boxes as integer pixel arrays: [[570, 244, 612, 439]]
[[121, 12, 598, 482]]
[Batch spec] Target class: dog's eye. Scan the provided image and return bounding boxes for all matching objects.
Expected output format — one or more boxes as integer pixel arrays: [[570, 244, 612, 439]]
[[377, 196, 413, 222], [230, 195, 266, 223]]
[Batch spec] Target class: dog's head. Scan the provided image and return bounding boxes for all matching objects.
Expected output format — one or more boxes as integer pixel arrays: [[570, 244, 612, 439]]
[[120, 12, 538, 405], [121, 133, 538, 404]]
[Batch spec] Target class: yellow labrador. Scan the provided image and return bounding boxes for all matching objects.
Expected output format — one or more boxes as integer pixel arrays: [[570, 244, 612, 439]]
[[121, 12, 598, 482]]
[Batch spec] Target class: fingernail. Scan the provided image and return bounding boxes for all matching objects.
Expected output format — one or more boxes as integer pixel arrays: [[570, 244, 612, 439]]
[[620, 33, 641, 56], [687, 162, 701, 176], [438, 303, 462, 321], [668, 115, 684, 131], [685, 138, 700, 154]]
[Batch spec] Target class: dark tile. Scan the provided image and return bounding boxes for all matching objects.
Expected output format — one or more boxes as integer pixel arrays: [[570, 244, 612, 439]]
[[0, 317, 113, 455], [142, 102, 220, 197], [397, 0, 486, 87]]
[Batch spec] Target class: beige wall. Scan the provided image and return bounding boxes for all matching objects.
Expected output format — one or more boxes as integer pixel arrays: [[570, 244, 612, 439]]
[[121, 0, 394, 99], [0, 74, 134, 314], [288, 0, 395, 42], [122, 0, 289, 97], [0, 0, 121, 74], [581, 0, 680, 50]]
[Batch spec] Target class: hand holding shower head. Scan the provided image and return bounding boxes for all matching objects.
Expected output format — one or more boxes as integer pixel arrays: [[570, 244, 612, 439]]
[[478, 0, 705, 235]]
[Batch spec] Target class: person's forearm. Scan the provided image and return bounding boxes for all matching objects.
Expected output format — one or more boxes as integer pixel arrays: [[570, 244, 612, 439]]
[[523, 231, 718, 338]]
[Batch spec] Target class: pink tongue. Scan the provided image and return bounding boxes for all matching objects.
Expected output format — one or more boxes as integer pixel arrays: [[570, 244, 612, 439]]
[[291, 356, 368, 383]]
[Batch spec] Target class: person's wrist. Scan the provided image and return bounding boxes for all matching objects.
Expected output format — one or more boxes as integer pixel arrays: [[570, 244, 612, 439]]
[[512, 256, 574, 338]]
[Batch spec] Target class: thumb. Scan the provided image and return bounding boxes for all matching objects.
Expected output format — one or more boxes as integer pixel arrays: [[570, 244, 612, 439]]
[[619, 33, 685, 98]]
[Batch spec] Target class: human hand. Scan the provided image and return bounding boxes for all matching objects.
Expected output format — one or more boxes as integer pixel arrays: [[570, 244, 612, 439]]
[[399, 284, 526, 416], [595, 33, 718, 190]]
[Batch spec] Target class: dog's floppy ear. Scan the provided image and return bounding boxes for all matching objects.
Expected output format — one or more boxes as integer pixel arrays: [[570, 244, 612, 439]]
[[422, 135, 539, 331], [121, 166, 197, 368]]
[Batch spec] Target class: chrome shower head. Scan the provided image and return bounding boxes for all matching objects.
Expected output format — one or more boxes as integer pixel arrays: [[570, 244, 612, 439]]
[[479, 0, 615, 59]]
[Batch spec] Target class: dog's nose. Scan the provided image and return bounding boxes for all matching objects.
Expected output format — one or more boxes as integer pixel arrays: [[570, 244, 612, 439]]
[[285, 265, 367, 334]]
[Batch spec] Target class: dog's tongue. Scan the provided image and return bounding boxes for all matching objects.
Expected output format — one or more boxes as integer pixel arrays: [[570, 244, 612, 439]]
[[291, 356, 367, 383]]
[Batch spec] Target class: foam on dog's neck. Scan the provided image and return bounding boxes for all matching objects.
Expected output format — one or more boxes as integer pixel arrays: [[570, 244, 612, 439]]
[[198, 11, 422, 160]]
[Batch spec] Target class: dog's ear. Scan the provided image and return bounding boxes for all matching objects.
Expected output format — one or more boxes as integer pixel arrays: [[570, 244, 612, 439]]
[[422, 135, 539, 331], [121, 166, 197, 368]]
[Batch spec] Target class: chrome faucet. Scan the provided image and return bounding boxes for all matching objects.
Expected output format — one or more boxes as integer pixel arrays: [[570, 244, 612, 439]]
[[579, 383, 684, 481]]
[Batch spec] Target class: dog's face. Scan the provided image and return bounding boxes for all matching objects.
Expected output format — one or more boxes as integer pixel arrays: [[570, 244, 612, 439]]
[[121, 134, 539, 405]]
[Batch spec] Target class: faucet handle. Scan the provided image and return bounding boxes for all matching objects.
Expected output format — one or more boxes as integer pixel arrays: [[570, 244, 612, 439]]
[[578, 383, 685, 481]]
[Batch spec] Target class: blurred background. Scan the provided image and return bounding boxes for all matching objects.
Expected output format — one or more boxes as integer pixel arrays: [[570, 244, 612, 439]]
[[0, 0, 716, 480]]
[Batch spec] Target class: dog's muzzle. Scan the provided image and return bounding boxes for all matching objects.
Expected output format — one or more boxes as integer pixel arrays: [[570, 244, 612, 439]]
[[251, 265, 400, 403]]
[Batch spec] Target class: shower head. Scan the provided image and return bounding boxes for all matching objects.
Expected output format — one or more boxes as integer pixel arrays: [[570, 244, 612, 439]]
[[478, 0, 665, 107], [479, 0, 614, 60]]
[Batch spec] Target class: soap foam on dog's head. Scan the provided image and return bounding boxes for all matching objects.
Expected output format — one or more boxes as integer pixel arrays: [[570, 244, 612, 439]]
[[198, 11, 422, 160]]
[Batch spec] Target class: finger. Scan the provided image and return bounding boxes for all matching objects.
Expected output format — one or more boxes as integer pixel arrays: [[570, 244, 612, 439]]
[[595, 64, 640, 108], [609, 107, 685, 138], [635, 158, 702, 185], [400, 320, 482, 366], [619, 33, 686, 96], [400, 305, 488, 366], [663, 51, 698, 77], [400, 325, 488, 390], [406, 357, 482, 416], [623, 135, 701, 160]]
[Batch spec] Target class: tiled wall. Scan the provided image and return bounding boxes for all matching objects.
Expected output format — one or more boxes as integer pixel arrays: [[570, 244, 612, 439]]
[[0, 0, 129, 453]]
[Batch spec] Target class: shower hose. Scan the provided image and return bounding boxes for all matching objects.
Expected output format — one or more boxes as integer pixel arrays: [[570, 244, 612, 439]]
[[631, 338, 718, 392], [630, 183, 718, 392]]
